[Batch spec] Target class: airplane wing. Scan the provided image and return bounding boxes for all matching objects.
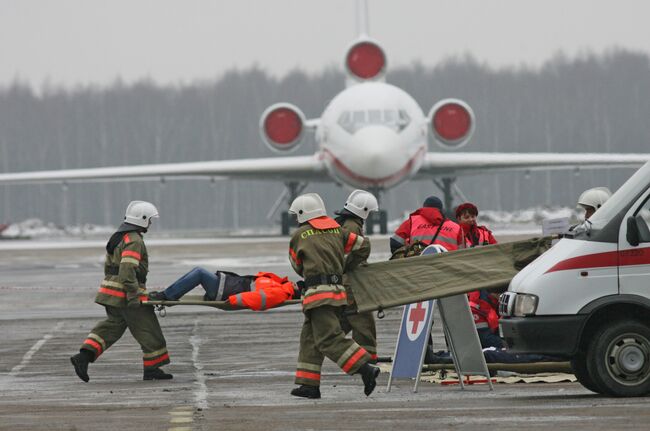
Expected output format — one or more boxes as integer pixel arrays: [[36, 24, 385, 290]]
[[0, 155, 329, 185], [415, 152, 650, 179]]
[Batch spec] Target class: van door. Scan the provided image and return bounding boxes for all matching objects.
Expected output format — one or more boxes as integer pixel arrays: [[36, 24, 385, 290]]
[[619, 189, 650, 297]]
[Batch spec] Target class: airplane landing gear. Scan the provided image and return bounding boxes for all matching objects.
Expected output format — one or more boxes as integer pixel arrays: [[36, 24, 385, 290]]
[[270, 181, 307, 236]]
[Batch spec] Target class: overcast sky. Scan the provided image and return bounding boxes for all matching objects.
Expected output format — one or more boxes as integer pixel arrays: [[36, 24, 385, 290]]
[[2, 0, 649, 88]]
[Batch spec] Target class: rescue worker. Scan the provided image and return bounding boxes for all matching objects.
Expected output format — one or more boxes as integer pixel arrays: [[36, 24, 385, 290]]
[[288, 193, 379, 399], [390, 195, 464, 254], [334, 190, 379, 362], [455, 202, 497, 247], [148, 268, 301, 310], [70, 201, 172, 382], [577, 187, 611, 220], [454, 201, 501, 347], [467, 289, 504, 349]]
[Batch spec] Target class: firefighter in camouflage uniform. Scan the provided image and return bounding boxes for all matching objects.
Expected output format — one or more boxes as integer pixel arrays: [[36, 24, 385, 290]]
[[70, 201, 172, 382], [288, 193, 380, 399]]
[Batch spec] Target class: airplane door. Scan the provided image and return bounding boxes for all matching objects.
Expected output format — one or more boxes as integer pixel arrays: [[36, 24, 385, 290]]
[[619, 189, 650, 297]]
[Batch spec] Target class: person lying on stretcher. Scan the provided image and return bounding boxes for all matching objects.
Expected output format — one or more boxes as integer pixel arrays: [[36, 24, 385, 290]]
[[148, 267, 302, 311]]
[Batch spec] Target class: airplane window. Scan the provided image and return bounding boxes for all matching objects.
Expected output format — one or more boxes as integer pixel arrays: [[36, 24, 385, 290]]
[[368, 110, 382, 123], [337, 109, 410, 134]]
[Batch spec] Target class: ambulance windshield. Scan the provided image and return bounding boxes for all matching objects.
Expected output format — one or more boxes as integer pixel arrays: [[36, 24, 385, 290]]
[[587, 161, 650, 231]]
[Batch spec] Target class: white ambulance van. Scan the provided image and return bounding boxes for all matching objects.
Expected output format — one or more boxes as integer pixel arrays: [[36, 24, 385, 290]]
[[499, 161, 650, 397]]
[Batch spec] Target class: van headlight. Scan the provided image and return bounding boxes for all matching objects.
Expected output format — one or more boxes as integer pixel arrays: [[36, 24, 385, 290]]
[[513, 294, 538, 316]]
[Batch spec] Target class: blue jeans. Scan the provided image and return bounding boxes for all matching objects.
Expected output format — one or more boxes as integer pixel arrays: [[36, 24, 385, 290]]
[[163, 267, 219, 300]]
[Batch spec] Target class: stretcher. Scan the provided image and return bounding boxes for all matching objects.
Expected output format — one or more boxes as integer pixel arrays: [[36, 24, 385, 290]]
[[143, 295, 301, 311], [144, 237, 552, 314]]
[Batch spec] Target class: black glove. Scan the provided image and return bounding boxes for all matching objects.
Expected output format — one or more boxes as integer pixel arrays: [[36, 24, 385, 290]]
[[296, 280, 306, 291], [127, 297, 141, 308]]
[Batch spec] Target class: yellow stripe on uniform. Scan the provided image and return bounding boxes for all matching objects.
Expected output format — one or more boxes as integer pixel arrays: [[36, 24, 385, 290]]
[[87, 333, 106, 350], [336, 344, 359, 368], [143, 347, 169, 359], [121, 257, 140, 265], [101, 280, 125, 289], [296, 362, 322, 372]]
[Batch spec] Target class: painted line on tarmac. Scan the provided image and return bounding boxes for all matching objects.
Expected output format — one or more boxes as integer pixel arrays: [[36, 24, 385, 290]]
[[190, 318, 208, 410], [167, 406, 194, 431], [9, 321, 64, 376]]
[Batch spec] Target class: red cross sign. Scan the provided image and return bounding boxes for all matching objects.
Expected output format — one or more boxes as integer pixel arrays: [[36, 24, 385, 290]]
[[406, 301, 429, 341]]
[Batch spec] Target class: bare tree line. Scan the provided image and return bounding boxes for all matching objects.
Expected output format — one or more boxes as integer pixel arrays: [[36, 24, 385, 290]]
[[0, 50, 648, 230]]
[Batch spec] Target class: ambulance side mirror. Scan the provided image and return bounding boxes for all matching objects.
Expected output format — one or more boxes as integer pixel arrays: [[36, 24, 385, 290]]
[[627, 216, 640, 246]]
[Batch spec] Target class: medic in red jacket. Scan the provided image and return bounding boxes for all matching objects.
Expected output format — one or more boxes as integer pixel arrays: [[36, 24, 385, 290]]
[[390, 196, 464, 253], [455, 202, 497, 247]]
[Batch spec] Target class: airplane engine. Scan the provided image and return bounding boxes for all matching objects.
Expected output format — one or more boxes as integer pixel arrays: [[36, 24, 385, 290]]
[[427, 98, 475, 150], [345, 40, 386, 82], [259, 103, 306, 153]]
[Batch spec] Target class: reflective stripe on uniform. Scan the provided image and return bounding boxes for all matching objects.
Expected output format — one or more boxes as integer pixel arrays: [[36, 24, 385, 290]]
[[87, 333, 106, 351], [344, 232, 358, 254], [475, 322, 489, 329], [83, 338, 103, 355], [143, 353, 169, 367], [121, 250, 141, 260], [297, 362, 322, 372], [295, 370, 320, 381], [302, 291, 347, 306], [143, 347, 169, 359], [342, 348, 367, 372], [390, 234, 405, 245], [102, 280, 125, 289], [337, 344, 359, 369], [258, 289, 268, 310], [121, 257, 139, 265], [98, 287, 126, 298], [351, 233, 365, 251], [235, 294, 243, 307], [289, 248, 302, 265], [216, 273, 226, 300]]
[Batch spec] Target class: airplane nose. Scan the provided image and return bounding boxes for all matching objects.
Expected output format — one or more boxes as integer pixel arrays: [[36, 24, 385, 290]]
[[348, 126, 407, 178]]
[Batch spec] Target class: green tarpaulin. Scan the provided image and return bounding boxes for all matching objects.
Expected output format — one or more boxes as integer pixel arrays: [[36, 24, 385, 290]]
[[346, 237, 553, 313]]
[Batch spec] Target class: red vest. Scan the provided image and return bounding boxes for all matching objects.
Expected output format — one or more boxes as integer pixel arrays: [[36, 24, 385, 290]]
[[468, 291, 500, 332], [228, 272, 295, 311], [462, 224, 497, 247], [409, 215, 463, 251]]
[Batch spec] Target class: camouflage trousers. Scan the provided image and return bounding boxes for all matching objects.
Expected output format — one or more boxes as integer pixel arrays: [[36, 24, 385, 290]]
[[80, 305, 170, 371]]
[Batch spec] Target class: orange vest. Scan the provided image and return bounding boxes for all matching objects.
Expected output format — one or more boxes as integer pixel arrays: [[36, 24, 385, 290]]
[[228, 272, 295, 311], [409, 215, 463, 251]]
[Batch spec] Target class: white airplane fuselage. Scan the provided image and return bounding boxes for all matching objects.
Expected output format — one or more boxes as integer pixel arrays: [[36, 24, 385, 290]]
[[316, 82, 427, 190]]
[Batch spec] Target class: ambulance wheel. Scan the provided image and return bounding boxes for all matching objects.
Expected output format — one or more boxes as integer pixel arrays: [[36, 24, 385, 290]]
[[570, 353, 602, 394], [586, 319, 650, 397]]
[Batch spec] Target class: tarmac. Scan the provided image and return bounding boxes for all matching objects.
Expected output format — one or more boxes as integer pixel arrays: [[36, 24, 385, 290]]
[[1, 233, 650, 430]]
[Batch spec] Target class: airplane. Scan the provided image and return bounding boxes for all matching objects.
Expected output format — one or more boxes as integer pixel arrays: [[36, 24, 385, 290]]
[[1, 1, 649, 235]]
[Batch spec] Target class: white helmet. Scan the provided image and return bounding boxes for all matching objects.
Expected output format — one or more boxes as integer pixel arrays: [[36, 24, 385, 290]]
[[124, 201, 159, 228], [344, 189, 379, 220], [289, 193, 327, 224], [577, 187, 611, 210]]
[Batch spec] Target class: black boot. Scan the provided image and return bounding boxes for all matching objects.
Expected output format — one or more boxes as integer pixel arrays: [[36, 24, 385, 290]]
[[143, 368, 173, 380], [147, 291, 169, 301], [70, 349, 93, 382], [290, 385, 321, 399], [358, 363, 380, 396]]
